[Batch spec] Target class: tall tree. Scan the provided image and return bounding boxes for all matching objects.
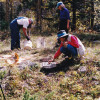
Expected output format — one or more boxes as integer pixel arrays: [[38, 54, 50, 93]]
[[10, 0, 13, 21], [36, 0, 42, 33], [0, 2, 5, 20], [90, 0, 94, 30], [71, 0, 76, 31], [67, 0, 85, 31], [6, 0, 9, 22]]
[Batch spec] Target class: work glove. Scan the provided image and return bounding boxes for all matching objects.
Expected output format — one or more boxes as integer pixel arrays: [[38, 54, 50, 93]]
[[26, 36, 30, 40]]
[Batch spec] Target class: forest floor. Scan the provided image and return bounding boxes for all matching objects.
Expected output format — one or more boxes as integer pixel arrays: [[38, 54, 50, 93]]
[[0, 32, 100, 100]]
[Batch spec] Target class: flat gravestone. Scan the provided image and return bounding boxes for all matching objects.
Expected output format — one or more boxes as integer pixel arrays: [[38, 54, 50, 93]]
[[17, 60, 37, 70], [42, 62, 56, 69]]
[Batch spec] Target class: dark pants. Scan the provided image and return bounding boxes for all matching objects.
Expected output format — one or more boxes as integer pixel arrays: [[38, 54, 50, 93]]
[[59, 20, 68, 33], [57, 19, 69, 45], [60, 44, 78, 57], [10, 18, 20, 50]]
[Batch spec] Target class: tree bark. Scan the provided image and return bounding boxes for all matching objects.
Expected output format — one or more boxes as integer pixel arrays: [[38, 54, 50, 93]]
[[71, 0, 76, 31], [90, 0, 94, 30], [6, 0, 9, 22], [36, 0, 42, 34], [10, 0, 13, 21]]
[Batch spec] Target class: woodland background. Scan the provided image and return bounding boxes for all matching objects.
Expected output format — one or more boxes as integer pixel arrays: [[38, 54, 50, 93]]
[[0, 0, 100, 100], [0, 0, 100, 33]]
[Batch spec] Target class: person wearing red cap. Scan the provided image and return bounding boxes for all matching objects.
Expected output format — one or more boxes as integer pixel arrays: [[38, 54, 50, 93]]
[[10, 17, 33, 50]]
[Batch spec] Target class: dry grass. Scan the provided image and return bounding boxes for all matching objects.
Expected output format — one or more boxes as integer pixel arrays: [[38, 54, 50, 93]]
[[0, 33, 100, 100]]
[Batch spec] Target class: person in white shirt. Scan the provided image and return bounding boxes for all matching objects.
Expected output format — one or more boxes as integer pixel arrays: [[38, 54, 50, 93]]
[[10, 17, 33, 50]]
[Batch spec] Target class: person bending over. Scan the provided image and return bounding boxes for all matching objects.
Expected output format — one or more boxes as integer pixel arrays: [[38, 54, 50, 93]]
[[10, 16, 33, 50]]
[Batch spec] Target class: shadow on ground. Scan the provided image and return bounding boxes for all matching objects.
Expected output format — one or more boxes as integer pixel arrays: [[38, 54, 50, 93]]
[[40, 58, 80, 75], [0, 50, 11, 54]]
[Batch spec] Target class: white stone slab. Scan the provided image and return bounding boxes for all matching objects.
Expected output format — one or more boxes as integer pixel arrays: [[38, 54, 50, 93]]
[[42, 62, 56, 68]]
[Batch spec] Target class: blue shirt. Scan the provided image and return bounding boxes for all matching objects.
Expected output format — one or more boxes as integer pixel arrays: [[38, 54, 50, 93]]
[[60, 8, 70, 20]]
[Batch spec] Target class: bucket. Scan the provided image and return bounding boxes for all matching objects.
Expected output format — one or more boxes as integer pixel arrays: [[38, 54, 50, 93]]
[[24, 40, 32, 50]]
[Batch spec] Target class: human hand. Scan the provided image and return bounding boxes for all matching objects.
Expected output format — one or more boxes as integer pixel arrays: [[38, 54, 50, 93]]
[[63, 41, 68, 48], [67, 25, 70, 30], [26, 36, 30, 41], [48, 59, 55, 64]]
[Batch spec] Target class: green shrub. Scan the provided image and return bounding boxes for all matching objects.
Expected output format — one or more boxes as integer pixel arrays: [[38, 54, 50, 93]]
[[0, 20, 8, 30], [0, 71, 6, 80], [23, 90, 33, 100]]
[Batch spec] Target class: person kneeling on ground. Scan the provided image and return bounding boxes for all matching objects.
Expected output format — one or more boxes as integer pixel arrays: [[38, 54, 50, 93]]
[[49, 30, 85, 63]]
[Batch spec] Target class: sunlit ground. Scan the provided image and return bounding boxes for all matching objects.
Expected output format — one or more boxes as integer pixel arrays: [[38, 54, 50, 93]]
[[0, 33, 100, 100]]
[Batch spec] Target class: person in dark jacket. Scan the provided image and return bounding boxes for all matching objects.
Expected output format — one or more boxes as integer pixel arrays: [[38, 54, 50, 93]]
[[10, 17, 33, 50], [56, 1, 70, 33]]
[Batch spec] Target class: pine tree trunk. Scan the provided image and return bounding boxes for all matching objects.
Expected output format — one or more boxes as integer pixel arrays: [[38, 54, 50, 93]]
[[6, 0, 9, 22], [90, 0, 94, 30], [72, 0, 76, 31], [36, 0, 42, 34], [10, 0, 13, 21]]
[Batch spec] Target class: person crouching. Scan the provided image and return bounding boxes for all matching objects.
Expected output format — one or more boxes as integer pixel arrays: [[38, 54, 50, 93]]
[[49, 30, 85, 63]]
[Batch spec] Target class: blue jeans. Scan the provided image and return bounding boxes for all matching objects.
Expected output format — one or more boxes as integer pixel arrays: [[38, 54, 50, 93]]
[[60, 44, 78, 57], [10, 18, 20, 50]]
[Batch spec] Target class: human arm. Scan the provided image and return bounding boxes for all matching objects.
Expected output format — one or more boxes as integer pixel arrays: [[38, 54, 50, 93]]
[[54, 43, 63, 59], [65, 8, 70, 30], [22, 18, 31, 40], [28, 28, 31, 36], [23, 28, 30, 40], [68, 36, 79, 48], [48, 48, 61, 64], [48, 43, 63, 63], [67, 19, 70, 30]]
